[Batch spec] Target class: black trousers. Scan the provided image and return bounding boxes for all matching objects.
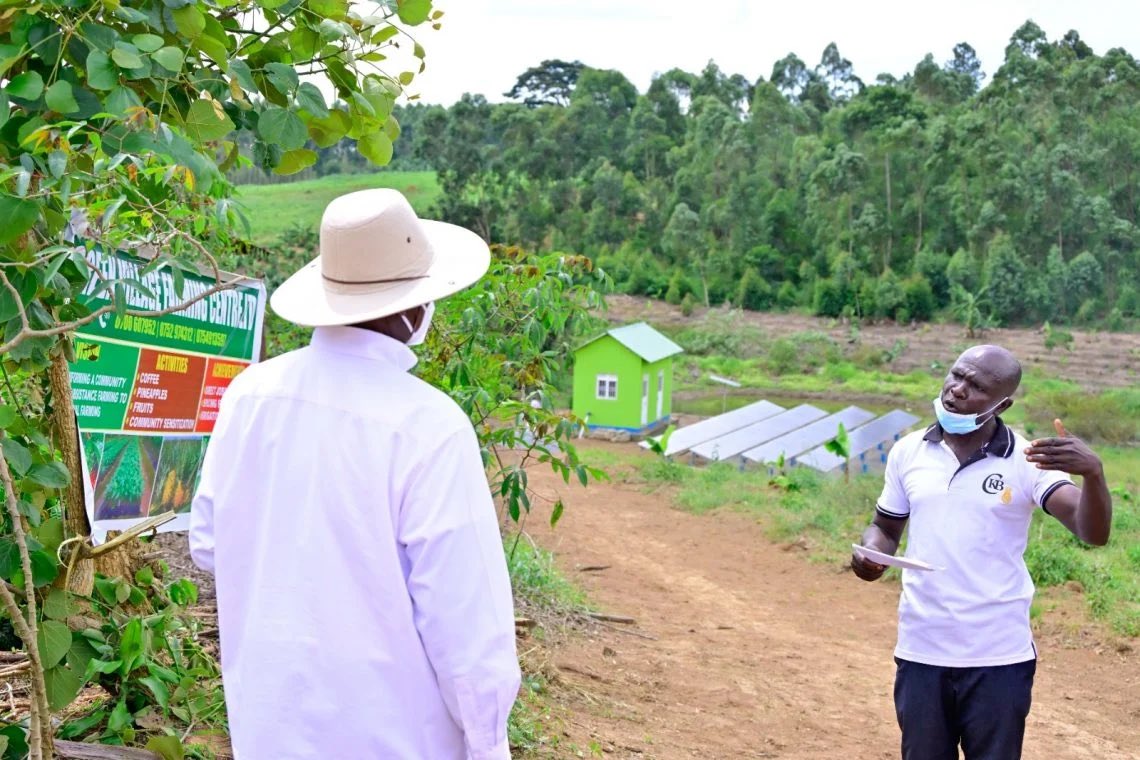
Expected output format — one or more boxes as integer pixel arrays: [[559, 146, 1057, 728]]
[[894, 657, 1037, 760]]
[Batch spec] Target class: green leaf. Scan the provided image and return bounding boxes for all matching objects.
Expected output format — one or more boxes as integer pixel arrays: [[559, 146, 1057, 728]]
[[29, 461, 70, 488], [0, 725, 26, 758], [7, 71, 44, 100], [111, 43, 144, 70], [44, 664, 84, 711], [30, 550, 59, 586], [151, 46, 185, 73], [228, 59, 257, 92], [87, 659, 122, 675], [135, 566, 154, 586], [0, 194, 39, 244], [107, 698, 132, 732], [0, 270, 37, 321], [183, 99, 235, 143], [273, 148, 317, 175], [171, 6, 206, 38], [45, 80, 80, 114], [357, 131, 393, 166], [118, 619, 144, 675], [397, 0, 432, 25], [145, 736, 184, 760], [0, 539, 18, 578], [550, 499, 564, 528], [105, 85, 142, 117], [139, 675, 170, 710], [295, 82, 328, 117], [0, 406, 16, 428], [308, 0, 349, 21], [257, 107, 307, 150], [264, 62, 299, 96], [0, 735, 7, 756], [35, 516, 63, 555], [372, 25, 399, 45], [307, 109, 350, 148], [43, 589, 76, 621], [47, 150, 67, 178], [195, 35, 227, 66], [38, 620, 73, 669], [133, 34, 165, 52]]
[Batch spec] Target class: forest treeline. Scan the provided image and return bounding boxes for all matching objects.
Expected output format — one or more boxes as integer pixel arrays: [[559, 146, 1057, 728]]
[[276, 21, 1140, 328]]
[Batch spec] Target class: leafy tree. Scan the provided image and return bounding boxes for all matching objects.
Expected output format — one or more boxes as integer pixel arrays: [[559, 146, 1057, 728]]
[[736, 267, 773, 311], [0, 0, 439, 754], [982, 233, 1034, 324], [504, 59, 585, 107]]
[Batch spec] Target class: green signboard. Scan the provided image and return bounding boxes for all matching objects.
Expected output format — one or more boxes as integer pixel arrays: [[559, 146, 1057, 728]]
[[71, 248, 266, 541]]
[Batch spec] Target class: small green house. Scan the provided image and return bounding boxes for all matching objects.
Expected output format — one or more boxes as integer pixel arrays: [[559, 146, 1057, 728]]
[[572, 322, 683, 434]]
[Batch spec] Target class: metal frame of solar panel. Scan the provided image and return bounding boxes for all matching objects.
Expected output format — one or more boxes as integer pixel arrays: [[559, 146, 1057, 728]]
[[641, 399, 785, 457], [689, 404, 828, 463], [796, 410, 921, 474], [741, 406, 877, 467]]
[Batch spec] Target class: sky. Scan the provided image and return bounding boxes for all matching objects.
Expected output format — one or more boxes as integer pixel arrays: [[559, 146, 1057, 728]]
[[393, 0, 1140, 106]]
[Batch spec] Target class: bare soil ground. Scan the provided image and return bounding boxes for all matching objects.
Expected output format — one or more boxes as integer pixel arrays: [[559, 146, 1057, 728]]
[[522, 441, 1140, 760], [604, 296, 1140, 392]]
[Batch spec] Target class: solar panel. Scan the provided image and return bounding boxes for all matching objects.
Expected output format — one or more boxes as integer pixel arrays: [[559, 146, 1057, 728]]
[[741, 406, 876, 465], [689, 404, 828, 461], [797, 409, 922, 473], [641, 399, 785, 457]]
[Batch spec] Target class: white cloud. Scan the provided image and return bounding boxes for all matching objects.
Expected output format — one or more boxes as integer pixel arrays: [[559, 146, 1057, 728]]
[[400, 0, 1140, 105]]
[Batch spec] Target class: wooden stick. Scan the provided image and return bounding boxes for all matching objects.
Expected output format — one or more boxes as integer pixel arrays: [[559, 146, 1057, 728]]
[[54, 740, 159, 759], [577, 564, 611, 572], [585, 612, 636, 624], [590, 619, 658, 641]]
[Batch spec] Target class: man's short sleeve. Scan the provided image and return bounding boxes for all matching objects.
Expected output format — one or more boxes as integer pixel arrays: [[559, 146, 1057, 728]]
[[876, 442, 910, 519], [1028, 459, 1076, 513]]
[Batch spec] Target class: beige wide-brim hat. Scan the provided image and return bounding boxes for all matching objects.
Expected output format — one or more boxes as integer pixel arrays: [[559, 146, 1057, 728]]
[[270, 188, 490, 327]]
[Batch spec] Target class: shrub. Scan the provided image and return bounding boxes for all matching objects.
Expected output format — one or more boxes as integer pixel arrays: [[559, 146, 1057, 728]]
[[903, 273, 937, 321], [1024, 389, 1139, 445], [813, 277, 847, 317], [776, 281, 800, 309], [765, 331, 841, 375], [737, 267, 774, 311], [680, 292, 696, 316]]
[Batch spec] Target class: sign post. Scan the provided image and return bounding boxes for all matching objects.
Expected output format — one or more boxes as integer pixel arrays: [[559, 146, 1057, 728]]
[[69, 248, 266, 542]]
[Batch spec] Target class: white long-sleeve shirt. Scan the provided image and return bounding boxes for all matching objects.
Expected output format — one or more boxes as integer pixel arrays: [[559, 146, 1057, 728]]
[[189, 326, 520, 760]]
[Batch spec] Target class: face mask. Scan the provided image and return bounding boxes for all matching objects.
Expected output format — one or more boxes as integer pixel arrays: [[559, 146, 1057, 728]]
[[400, 302, 434, 346], [933, 396, 1007, 435]]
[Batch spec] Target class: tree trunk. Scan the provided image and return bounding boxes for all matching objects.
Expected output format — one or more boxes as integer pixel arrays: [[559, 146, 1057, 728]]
[[915, 185, 925, 254], [884, 153, 893, 273], [47, 349, 94, 596], [48, 347, 141, 585]]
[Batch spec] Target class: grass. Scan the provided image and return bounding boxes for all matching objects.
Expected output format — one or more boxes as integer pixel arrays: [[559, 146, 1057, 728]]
[[504, 539, 587, 757], [626, 444, 1140, 636], [234, 171, 440, 245]]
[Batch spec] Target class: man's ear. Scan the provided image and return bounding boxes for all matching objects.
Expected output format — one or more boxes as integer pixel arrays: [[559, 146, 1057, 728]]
[[999, 398, 1014, 415]]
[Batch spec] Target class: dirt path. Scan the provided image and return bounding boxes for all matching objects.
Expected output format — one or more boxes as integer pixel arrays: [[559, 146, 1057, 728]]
[[525, 442, 1140, 759]]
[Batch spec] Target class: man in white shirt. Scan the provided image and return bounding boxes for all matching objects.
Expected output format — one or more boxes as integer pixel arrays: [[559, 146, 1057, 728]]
[[190, 189, 521, 759], [852, 344, 1113, 760]]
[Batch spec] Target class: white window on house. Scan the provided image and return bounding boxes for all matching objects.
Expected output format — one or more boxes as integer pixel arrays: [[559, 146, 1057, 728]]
[[596, 374, 618, 400]]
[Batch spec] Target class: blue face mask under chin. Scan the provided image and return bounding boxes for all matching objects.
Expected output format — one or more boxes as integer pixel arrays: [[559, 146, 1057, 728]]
[[933, 396, 1008, 435]]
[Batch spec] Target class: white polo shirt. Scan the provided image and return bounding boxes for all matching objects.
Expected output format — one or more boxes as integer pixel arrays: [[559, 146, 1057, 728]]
[[877, 419, 1074, 668]]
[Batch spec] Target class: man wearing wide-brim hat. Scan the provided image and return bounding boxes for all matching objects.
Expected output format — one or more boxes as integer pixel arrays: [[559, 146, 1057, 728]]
[[190, 189, 521, 759]]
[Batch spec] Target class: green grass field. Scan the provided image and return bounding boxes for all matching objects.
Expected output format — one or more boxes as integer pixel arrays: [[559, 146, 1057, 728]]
[[234, 171, 440, 245]]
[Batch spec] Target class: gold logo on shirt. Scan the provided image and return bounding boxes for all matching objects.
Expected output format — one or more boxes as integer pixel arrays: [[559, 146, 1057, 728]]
[[1000, 486, 1012, 504]]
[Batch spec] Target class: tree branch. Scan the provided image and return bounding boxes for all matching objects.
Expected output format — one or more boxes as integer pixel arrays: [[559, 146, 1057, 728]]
[[0, 277, 246, 355], [0, 442, 53, 756]]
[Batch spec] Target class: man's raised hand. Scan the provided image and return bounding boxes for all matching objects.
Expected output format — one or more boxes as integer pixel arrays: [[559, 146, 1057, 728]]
[[1025, 418, 1103, 478]]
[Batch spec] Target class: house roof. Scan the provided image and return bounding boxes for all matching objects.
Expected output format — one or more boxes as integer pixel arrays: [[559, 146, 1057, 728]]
[[579, 321, 683, 363]]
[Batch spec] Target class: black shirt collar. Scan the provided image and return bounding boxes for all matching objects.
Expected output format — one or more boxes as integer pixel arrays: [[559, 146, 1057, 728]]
[[922, 416, 1015, 459]]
